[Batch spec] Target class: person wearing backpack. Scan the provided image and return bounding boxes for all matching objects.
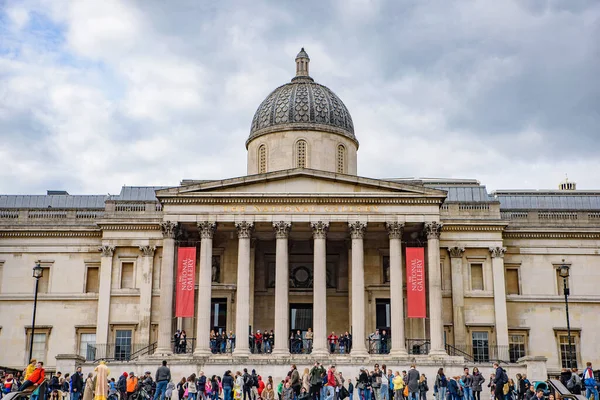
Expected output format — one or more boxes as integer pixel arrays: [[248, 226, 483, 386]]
[[435, 369, 448, 400], [309, 362, 325, 400], [583, 362, 598, 400], [242, 369, 252, 400], [492, 364, 508, 400], [568, 368, 582, 395]]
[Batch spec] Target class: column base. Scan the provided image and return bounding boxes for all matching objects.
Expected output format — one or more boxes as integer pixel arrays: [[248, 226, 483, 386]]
[[349, 349, 369, 357], [389, 349, 409, 357], [271, 348, 290, 357], [153, 347, 173, 357], [311, 348, 329, 358], [193, 348, 212, 357], [428, 348, 448, 357], [232, 349, 251, 357]]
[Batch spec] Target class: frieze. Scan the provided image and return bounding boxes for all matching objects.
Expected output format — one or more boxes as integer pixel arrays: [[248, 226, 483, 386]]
[[223, 204, 381, 213], [160, 197, 443, 205]]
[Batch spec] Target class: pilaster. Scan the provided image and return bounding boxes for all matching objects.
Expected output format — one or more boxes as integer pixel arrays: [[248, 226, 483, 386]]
[[96, 245, 115, 346], [448, 246, 466, 348], [138, 245, 156, 346]]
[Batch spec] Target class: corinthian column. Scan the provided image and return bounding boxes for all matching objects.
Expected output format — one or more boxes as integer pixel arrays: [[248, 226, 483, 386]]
[[386, 222, 407, 356], [273, 221, 291, 355], [194, 222, 216, 356], [233, 221, 254, 356], [156, 221, 177, 355], [311, 221, 329, 356], [96, 245, 115, 346], [448, 246, 466, 347], [490, 246, 509, 360], [425, 222, 446, 356], [138, 245, 156, 346], [349, 221, 368, 356]]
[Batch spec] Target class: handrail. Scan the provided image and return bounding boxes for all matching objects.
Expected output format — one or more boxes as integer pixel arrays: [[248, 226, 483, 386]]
[[446, 343, 474, 362]]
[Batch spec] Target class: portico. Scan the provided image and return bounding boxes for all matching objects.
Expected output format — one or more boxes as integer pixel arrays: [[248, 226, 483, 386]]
[[150, 168, 451, 359]]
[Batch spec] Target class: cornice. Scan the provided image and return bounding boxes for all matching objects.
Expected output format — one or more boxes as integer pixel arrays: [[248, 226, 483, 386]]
[[503, 231, 600, 239], [0, 230, 101, 238], [160, 197, 444, 205]]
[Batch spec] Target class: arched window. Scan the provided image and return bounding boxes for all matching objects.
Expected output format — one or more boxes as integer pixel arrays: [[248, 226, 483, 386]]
[[337, 144, 346, 173], [258, 144, 267, 173], [296, 140, 307, 168]]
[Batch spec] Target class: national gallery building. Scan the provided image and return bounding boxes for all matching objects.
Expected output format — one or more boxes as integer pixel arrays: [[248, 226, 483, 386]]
[[1, 49, 599, 377]]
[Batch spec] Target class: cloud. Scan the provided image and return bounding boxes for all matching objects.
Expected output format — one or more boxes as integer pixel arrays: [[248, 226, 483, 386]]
[[0, 0, 598, 195]]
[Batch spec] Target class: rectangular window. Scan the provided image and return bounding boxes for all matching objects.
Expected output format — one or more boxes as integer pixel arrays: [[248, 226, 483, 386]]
[[472, 331, 489, 362], [120, 262, 134, 289], [38, 267, 51, 293], [558, 333, 579, 369], [79, 333, 96, 360], [509, 332, 527, 362], [86, 267, 100, 293], [505, 268, 520, 295], [471, 263, 484, 291], [25, 330, 49, 364], [114, 330, 132, 360]]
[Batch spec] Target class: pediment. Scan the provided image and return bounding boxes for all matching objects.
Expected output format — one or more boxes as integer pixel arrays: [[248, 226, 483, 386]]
[[156, 168, 447, 200]]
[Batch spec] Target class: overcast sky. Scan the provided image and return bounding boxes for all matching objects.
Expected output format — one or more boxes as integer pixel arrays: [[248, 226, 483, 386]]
[[1, 0, 599, 195]]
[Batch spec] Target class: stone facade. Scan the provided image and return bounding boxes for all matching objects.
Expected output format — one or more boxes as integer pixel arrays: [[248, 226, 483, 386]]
[[1, 49, 599, 378]]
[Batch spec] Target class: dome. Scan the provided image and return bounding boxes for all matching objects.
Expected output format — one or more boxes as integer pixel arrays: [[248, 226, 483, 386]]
[[247, 48, 357, 147]]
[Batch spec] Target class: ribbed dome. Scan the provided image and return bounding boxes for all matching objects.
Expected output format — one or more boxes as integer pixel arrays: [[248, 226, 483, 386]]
[[247, 49, 357, 147]]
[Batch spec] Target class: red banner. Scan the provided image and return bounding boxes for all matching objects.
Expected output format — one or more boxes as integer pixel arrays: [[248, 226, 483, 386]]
[[176, 247, 196, 317], [406, 247, 426, 318]]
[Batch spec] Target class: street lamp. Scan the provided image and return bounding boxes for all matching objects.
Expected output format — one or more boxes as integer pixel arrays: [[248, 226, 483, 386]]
[[28, 261, 43, 363], [558, 260, 573, 368]]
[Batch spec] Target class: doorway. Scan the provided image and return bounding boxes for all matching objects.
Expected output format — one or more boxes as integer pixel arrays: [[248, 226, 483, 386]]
[[211, 298, 227, 333]]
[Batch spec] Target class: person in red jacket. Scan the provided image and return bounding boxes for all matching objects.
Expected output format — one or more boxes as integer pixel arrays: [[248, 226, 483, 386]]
[[19, 361, 45, 391], [258, 376, 265, 397]]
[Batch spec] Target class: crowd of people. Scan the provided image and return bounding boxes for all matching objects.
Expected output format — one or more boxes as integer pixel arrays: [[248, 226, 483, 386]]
[[199, 328, 395, 355], [2, 359, 600, 400]]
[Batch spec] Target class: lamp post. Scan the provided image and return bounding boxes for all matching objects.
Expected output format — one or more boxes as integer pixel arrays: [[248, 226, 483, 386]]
[[28, 261, 43, 363], [558, 260, 573, 368]]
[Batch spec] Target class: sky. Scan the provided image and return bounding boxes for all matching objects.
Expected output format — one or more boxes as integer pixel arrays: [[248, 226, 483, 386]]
[[0, 0, 599, 195]]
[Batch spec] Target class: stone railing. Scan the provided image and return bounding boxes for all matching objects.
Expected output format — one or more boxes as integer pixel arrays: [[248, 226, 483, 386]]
[[501, 210, 600, 224], [0, 209, 104, 222], [440, 202, 500, 219]]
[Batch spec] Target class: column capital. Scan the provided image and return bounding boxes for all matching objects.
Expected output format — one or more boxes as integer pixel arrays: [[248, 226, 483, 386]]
[[236, 221, 254, 239], [98, 245, 115, 257], [349, 221, 367, 239], [424, 221, 443, 239], [311, 221, 329, 239], [448, 246, 465, 258], [489, 246, 507, 258], [139, 246, 156, 257], [385, 222, 404, 239], [197, 221, 217, 239], [160, 221, 178, 239], [273, 221, 292, 239]]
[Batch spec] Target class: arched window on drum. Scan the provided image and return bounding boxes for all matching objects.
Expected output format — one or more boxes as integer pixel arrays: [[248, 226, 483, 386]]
[[337, 144, 346, 174], [258, 144, 267, 173], [296, 140, 307, 168]]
